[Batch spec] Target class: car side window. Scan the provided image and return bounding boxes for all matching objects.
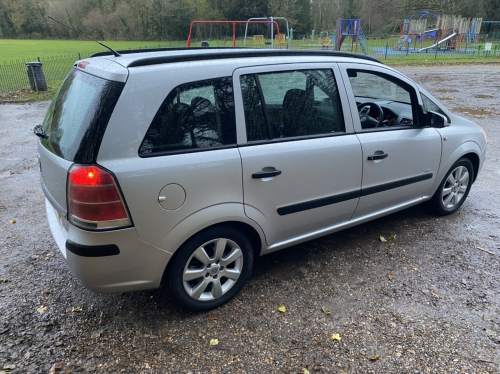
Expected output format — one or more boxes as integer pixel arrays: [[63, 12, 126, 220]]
[[347, 69, 416, 129], [139, 77, 236, 155], [240, 69, 345, 142], [421, 92, 446, 117]]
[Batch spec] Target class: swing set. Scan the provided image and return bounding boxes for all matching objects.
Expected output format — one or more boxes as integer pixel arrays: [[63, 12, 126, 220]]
[[186, 20, 283, 49]]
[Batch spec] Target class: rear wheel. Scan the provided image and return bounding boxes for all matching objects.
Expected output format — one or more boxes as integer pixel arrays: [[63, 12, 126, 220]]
[[431, 158, 474, 216], [168, 226, 254, 311]]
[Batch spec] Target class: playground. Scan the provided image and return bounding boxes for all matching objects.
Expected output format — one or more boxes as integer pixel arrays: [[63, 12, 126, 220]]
[[184, 13, 499, 60]]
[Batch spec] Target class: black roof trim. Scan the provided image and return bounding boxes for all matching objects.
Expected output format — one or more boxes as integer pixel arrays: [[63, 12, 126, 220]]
[[92, 48, 381, 67], [91, 47, 234, 58]]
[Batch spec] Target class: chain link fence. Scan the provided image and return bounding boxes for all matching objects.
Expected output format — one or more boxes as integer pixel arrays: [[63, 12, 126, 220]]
[[1, 39, 499, 95]]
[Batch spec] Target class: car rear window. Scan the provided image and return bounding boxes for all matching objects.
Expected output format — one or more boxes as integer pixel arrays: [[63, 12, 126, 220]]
[[40, 69, 124, 163]]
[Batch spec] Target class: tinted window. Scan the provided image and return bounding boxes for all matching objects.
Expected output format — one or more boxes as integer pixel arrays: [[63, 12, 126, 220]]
[[41, 69, 124, 163], [241, 69, 345, 142], [140, 77, 236, 155]]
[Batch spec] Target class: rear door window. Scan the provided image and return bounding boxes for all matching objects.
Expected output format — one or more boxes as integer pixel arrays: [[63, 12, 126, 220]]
[[41, 69, 124, 163], [240, 69, 345, 142]]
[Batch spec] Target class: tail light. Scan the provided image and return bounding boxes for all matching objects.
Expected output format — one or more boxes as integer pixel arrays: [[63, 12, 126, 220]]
[[68, 165, 131, 230]]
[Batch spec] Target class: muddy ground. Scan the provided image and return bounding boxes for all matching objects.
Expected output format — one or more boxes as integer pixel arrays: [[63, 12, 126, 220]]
[[0, 65, 499, 374]]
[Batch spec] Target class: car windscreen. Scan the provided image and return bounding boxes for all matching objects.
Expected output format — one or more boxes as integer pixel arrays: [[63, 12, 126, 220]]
[[40, 69, 125, 163]]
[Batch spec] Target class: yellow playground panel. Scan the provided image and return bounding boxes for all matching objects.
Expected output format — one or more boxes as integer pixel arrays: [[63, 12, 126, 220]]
[[319, 37, 332, 48], [275, 34, 286, 42], [253, 35, 264, 45]]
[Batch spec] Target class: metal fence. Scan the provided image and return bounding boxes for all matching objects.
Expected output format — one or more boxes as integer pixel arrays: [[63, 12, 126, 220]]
[[1, 39, 499, 95], [0, 52, 95, 94], [0, 42, 180, 95]]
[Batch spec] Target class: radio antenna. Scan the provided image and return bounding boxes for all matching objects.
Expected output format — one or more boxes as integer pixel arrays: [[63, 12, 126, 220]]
[[48, 16, 121, 57]]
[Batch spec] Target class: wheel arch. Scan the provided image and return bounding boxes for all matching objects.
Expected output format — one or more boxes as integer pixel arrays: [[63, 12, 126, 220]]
[[160, 218, 265, 288], [460, 152, 480, 183], [427, 141, 481, 199]]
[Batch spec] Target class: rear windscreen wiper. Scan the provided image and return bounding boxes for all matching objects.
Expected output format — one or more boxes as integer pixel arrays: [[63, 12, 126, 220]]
[[33, 124, 49, 139]]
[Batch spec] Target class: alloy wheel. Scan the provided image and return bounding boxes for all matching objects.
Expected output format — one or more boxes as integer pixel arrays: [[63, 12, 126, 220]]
[[182, 238, 243, 301], [441, 165, 469, 209]]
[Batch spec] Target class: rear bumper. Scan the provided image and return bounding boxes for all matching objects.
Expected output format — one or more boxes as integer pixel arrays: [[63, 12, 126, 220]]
[[45, 198, 172, 293]]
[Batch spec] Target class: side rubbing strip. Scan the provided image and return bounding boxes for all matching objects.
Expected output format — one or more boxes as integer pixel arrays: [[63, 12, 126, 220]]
[[277, 190, 361, 216], [276, 173, 433, 216], [361, 173, 433, 197], [66, 240, 120, 257]]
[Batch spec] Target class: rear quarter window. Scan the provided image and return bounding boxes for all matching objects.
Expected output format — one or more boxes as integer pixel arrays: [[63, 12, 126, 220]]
[[41, 69, 124, 163], [139, 77, 236, 156]]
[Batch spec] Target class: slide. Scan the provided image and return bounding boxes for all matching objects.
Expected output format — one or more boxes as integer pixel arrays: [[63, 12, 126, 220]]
[[418, 32, 457, 52]]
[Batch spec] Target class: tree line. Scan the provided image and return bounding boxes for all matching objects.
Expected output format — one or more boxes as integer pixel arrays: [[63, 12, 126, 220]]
[[0, 0, 498, 40]]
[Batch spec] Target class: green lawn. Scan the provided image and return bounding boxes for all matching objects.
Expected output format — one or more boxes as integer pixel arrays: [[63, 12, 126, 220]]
[[0, 39, 187, 62]]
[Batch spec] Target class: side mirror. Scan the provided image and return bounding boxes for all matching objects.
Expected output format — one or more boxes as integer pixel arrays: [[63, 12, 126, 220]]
[[425, 111, 449, 128]]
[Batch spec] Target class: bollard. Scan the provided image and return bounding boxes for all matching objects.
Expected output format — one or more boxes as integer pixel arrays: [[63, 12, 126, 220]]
[[26, 62, 48, 91]]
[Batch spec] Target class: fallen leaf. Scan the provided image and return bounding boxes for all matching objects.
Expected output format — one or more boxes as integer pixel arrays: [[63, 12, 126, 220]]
[[49, 363, 63, 374], [431, 291, 441, 299], [412, 267, 418, 271], [370, 355, 380, 361], [380, 236, 387, 242], [321, 306, 331, 315], [210, 339, 219, 346], [9, 219, 16, 224], [390, 234, 397, 239], [387, 274, 394, 280], [37, 305, 48, 313], [91, 331, 101, 339], [331, 333, 341, 341], [302, 369, 310, 374], [278, 305, 286, 313], [387, 243, 394, 247], [71, 306, 82, 313]]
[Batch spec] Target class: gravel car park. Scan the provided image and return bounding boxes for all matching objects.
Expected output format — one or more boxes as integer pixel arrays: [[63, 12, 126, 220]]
[[0, 64, 499, 373]]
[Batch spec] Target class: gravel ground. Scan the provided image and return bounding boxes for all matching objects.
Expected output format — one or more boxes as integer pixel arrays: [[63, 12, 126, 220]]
[[0, 64, 499, 374]]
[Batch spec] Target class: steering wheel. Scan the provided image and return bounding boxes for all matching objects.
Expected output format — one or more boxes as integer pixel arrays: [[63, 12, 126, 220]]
[[357, 102, 384, 128]]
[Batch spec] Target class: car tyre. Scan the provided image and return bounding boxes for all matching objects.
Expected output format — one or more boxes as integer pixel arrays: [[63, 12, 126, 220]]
[[431, 158, 474, 216], [168, 226, 254, 312]]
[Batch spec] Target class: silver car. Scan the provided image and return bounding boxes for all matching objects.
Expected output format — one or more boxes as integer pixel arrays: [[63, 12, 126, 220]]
[[35, 49, 487, 311]]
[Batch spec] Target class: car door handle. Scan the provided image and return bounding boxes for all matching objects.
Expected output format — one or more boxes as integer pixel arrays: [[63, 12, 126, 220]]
[[252, 170, 282, 179], [367, 153, 388, 160]]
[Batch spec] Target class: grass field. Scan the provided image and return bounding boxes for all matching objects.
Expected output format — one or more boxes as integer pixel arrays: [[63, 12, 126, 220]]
[[1, 38, 498, 62], [0, 38, 498, 101], [0, 39, 187, 62]]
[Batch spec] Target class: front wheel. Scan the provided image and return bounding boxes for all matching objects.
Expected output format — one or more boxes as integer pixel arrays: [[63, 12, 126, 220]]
[[168, 226, 254, 312], [431, 158, 474, 216]]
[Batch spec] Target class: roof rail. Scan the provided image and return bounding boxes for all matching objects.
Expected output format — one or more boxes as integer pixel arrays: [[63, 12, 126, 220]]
[[90, 48, 381, 67]]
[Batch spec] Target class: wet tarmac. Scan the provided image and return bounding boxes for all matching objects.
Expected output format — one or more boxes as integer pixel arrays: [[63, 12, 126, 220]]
[[0, 64, 499, 373]]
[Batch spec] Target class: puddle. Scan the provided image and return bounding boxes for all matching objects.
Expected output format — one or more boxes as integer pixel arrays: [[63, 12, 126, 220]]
[[438, 97, 455, 101], [455, 108, 491, 116], [474, 94, 494, 99], [436, 89, 459, 93]]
